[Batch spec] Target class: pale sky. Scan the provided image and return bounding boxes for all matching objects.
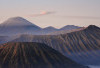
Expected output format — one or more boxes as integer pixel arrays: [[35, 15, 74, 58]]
[[0, 0, 100, 28]]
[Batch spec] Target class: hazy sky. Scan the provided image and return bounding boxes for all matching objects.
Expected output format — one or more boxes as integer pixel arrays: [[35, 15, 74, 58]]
[[0, 0, 100, 28]]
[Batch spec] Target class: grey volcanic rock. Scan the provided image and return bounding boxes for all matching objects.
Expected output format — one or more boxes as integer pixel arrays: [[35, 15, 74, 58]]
[[0, 42, 88, 68]]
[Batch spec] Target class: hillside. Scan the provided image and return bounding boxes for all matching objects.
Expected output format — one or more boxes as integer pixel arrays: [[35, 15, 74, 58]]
[[12, 25, 100, 65], [0, 42, 88, 68]]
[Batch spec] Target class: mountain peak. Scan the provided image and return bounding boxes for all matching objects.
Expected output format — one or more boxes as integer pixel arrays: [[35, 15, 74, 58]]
[[44, 26, 57, 30], [0, 17, 41, 36], [1, 17, 35, 26], [60, 25, 81, 30], [87, 25, 100, 29], [9, 16, 24, 20]]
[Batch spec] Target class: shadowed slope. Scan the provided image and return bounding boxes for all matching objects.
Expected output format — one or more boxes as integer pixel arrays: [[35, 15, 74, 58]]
[[0, 42, 88, 68], [12, 25, 100, 65]]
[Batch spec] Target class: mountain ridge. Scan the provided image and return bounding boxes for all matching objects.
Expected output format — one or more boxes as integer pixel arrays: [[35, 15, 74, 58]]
[[0, 17, 40, 27], [0, 17, 42, 36], [0, 17, 85, 35], [60, 25, 81, 30], [0, 42, 88, 68], [10, 25, 100, 65]]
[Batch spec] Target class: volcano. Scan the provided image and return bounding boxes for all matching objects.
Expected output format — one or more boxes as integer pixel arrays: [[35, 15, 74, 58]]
[[0, 17, 41, 36], [11, 25, 100, 65], [0, 42, 88, 68]]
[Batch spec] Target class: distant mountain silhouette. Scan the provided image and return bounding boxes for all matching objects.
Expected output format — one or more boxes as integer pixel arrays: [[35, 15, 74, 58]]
[[0, 17, 83, 35], [0, 17, 41, 36], [0, 17, 38, 26], [0, 42, 88, 68], [48, 27, 85, 35], [42, 26, 58, 34], [38, 26, 59, 35], [45, 25, 82, 35], [11, 25, 100, 65], [60, 25, 81, 30]]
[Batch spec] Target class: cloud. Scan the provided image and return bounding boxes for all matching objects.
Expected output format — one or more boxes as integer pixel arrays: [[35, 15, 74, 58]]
[[62, 16, 100, 20], [29, 11, 55, 17]]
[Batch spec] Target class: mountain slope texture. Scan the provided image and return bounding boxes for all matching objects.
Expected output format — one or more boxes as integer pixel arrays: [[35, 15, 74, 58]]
[[0, 42, 88, 68], [12, 25, 100, 65]]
